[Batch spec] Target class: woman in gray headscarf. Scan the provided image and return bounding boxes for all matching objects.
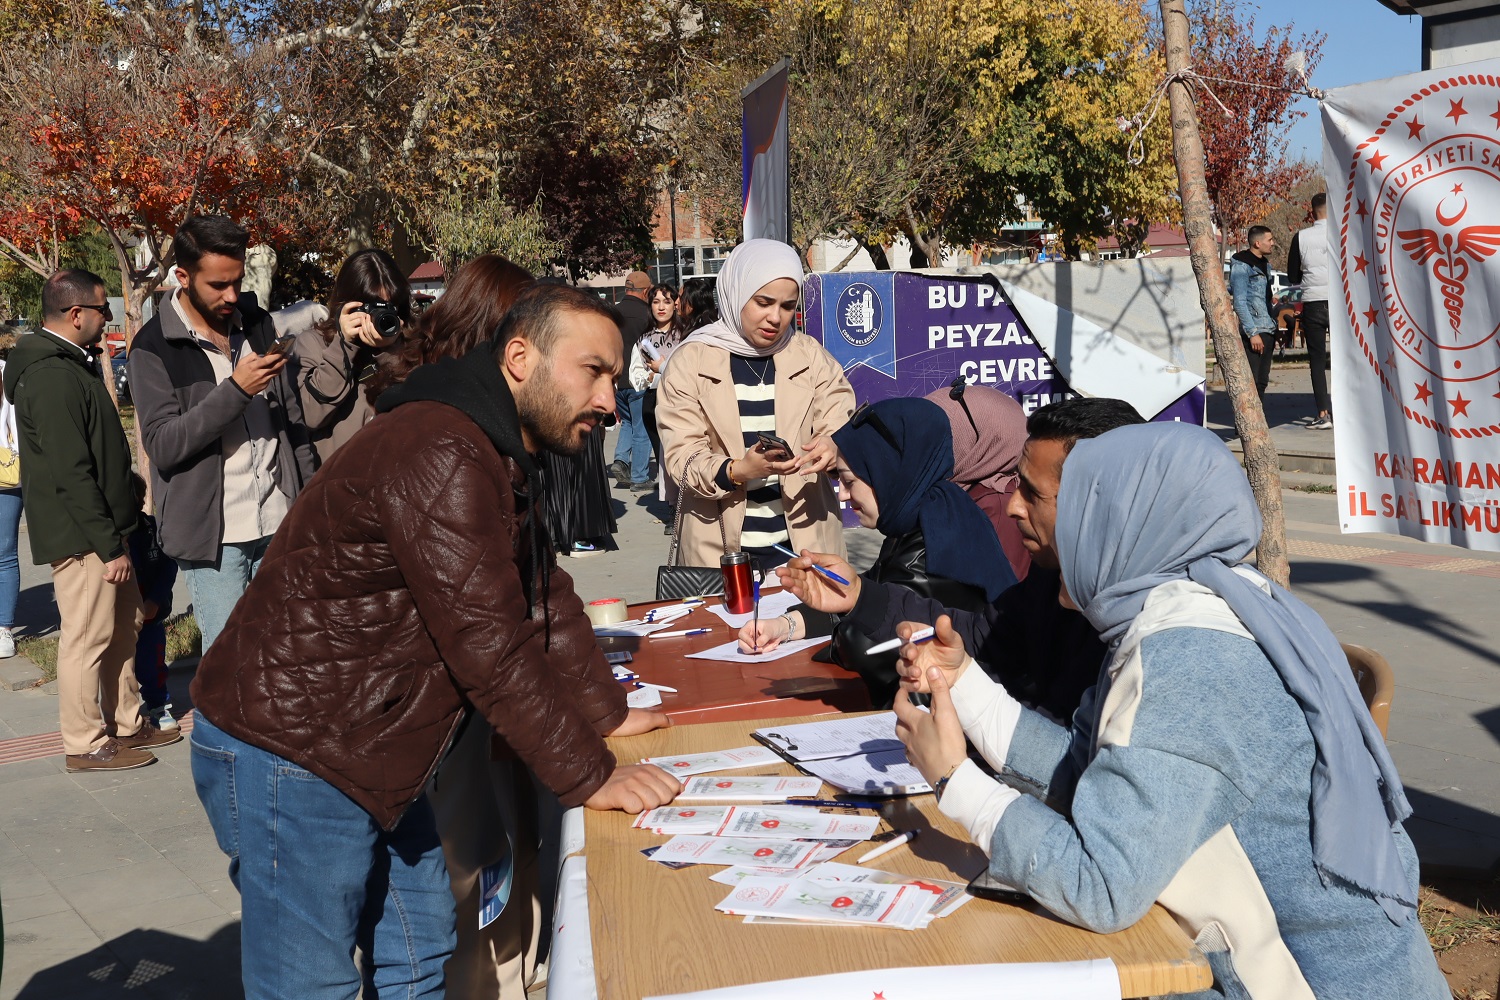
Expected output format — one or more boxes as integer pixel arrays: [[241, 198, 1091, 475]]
[[892, 421, 1446, 999], [656, 240, 855, 570]]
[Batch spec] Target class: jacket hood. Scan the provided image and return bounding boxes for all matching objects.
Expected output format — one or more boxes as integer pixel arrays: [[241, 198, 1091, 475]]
[[374, 340, 538, 482], [3, 330, 93, 396], [1231, 249, 1269, 271]]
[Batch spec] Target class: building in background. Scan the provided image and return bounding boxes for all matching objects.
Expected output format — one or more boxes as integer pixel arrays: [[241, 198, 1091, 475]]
[[1374, 0, 1500, 68]]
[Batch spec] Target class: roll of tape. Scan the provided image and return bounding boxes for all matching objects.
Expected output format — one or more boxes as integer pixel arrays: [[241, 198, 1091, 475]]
[[584, 597, 628, 626]]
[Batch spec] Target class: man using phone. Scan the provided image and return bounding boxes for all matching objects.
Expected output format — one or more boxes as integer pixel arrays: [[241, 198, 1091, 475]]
[[129, 216, 316, 659]]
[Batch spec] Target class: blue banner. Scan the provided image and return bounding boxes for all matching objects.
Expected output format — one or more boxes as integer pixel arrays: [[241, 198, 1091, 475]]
[[817, 272, 897, 378]]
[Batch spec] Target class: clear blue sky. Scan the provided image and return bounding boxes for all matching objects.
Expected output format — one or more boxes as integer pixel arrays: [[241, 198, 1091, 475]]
[[1234, 0, 1422, 162]]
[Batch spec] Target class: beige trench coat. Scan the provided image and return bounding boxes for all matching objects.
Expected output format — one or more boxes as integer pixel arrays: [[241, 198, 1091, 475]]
[[656, 333, 855, 567]]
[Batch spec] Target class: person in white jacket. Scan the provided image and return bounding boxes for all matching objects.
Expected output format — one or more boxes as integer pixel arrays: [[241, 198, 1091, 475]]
[[1287, 193, 1332, 429]]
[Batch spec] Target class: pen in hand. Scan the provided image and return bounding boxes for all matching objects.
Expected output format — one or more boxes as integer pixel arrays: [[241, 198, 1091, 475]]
[[772, 544, 851, 587]]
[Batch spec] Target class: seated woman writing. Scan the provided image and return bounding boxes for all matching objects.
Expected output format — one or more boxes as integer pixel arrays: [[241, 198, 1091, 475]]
[[886, 421, 1446, 999], [737, 397, 1015, 707]]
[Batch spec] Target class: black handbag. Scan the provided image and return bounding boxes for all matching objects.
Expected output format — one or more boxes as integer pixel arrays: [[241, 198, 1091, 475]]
[[656, 463, 729, 601]]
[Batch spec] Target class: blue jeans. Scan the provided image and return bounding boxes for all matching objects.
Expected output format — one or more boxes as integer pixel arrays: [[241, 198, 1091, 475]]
[[612, 388, 652, 483], [0, 488, 21, 629], [191, 713, 454, 999], [179, 536, 270, 652]]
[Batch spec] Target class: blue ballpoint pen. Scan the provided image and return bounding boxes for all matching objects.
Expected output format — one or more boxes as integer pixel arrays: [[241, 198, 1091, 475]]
[[771, 543, 851, 586], [785, 798, 887, 810]]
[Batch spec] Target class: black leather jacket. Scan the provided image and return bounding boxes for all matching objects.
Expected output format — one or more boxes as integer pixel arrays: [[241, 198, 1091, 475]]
[[830, 529, 991, 708]]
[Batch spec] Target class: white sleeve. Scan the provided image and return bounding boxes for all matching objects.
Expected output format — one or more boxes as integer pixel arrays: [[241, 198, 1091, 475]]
[[628, 342, 650, 391], [950, 656, 1023, 772], [937, 759, 1021, 854]]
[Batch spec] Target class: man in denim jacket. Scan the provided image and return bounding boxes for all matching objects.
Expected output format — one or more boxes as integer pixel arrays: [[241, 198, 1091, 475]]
[[1228, 226, 1277, 399]]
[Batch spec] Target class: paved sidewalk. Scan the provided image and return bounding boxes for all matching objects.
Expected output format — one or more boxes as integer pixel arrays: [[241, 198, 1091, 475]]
[[1, 373, 1496, 998]]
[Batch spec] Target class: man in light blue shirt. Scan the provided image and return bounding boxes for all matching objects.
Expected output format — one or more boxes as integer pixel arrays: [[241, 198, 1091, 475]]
[[1228, 225, 1277, 400]]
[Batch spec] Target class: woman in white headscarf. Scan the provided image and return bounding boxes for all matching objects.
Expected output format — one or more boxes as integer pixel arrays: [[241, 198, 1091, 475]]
[[657, 240, 855, 571]]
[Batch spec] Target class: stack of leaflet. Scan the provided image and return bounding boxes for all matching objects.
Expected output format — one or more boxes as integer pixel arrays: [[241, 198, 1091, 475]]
[[710, 862, 972, 930], [634, 803, 882, 870], [752, 713, 931, 796]]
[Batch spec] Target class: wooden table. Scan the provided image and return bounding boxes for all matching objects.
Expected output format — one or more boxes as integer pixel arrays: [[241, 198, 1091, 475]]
[[596, 597, 871, 725], [586, 715, 1213, 999]]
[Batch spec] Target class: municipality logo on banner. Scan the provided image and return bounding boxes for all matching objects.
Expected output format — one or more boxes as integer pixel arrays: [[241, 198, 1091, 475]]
[[819, 272, 896, 377], [1324, 63, 1500, 550]]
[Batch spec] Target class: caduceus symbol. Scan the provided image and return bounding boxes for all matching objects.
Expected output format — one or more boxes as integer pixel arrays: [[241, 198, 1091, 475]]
[[1397, 184, 1500, 337]]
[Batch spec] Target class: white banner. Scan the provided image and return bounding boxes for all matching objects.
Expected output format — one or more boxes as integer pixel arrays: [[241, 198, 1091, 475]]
[[1323, 63, 1500, 550]]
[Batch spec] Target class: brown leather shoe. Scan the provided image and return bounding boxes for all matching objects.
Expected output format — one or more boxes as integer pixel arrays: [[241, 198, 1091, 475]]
[[66, 739, 156, 772], [116, 724, 183, 751]]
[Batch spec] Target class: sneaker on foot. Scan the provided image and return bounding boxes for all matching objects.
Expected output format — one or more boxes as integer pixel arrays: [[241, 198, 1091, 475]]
[[569, 541, 603, 559], [66, 739, 156, 772], [117, 724, 183, 751], [629, 479, 658, 493], [0, 627, 14, 659], [608, 460, 630, 482], [1309, 416, 1334, 430], [148, 704, 180, 731]]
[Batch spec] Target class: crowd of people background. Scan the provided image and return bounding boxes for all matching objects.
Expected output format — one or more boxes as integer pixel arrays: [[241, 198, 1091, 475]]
[[0, 205, 1451, 997]]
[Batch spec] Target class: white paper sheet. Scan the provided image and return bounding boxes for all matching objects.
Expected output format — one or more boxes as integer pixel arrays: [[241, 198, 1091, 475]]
[[715, 876, 932, 929], [592, 620, 677, 637], [651, 836, 823, 868], [684, 637, 828, 663], [798, 749, 932, 796], [643, 959, 1123, 1000], [626, 686, 663, 709], [753, 713, 905, 761], [702, 588, 803, 629]]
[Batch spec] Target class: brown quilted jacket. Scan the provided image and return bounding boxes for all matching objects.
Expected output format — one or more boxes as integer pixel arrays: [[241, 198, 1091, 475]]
[[190, 399, 628, 829]]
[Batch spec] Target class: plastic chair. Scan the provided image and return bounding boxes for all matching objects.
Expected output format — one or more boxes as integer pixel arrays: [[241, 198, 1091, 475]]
[[1342, 643, 1394, 737]]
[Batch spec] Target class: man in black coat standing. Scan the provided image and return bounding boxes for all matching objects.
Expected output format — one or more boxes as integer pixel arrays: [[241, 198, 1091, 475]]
[[609, 270, 655, 489]]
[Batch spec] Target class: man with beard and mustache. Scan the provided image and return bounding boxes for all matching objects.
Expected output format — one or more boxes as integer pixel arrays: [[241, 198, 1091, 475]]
[[129, 215, 316, 666], [187, 283, 680, 998]]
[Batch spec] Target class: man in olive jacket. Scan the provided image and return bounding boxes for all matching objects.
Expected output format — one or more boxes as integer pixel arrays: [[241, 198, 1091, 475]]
[[3, 270, 180, 771]]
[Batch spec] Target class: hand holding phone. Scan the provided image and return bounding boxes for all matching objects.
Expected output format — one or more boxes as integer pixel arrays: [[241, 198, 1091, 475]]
[[756, 431, 793, 460], [264, 334, 297, 356]]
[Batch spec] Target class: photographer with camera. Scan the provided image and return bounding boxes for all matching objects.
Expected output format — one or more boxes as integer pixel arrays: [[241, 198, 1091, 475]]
[[295, 248, 413, 464]]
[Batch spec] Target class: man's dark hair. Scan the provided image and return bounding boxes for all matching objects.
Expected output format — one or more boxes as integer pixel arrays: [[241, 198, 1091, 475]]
[[1027, 397, 1146, 453], [496, 283, 623, 358], [1310, 192, 1327, 213], [41, 269, 106, 319], [173, 215, 249, 270], [1247, 225, 1272, 245]]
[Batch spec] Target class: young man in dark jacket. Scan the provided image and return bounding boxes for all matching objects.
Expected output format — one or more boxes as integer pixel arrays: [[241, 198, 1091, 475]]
[[128, 216, 316, 652], [779, 397, 1146, 724], [188, 282, 679, 998], [3, 270, 181, 770]]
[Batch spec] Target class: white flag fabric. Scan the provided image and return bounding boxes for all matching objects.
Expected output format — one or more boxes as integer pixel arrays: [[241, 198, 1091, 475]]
[[1322, 63, 1500, 550]]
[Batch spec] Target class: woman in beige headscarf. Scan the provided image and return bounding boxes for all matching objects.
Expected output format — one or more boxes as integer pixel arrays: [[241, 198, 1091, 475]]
[[657, 240, 854, 569]]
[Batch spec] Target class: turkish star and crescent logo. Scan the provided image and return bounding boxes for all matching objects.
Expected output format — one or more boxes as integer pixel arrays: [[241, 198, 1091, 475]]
[[1340, 74, 1500, 437]]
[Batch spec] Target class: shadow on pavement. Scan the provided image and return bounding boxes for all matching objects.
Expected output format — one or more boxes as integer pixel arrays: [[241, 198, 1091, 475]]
[[1290, 560, 1500, 671], [16, 582, 59, 639], [12, 923, 242, 999], [1406, 787, 1500, 878]]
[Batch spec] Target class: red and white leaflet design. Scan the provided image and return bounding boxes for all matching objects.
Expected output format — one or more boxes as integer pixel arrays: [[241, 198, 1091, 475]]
[[804, 862, 972, 919], [712, 807, 880, 841], [677, 775, 824, 802], [650, 836, 823, 869], [715, 877, 931, 929], [640, 746, 781, 777], [632, 806, 730, 836]]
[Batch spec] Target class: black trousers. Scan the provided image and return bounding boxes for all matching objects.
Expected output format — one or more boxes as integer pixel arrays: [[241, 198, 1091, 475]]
[[1240, 332, 1275, 399], [1301, 300, 1331, 414]]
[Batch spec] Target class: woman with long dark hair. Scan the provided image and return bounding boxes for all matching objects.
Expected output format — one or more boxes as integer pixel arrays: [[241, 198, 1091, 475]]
[[294, 249, 412, 463], [364, 254, 533, 405], [630, 283, 684, 491]]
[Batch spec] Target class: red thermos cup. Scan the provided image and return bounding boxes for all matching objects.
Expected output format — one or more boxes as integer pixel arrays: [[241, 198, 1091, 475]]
[[720, 551, 754, 615]]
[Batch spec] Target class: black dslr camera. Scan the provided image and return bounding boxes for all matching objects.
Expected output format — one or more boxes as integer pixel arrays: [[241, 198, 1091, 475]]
[[356, 301, 402, 340]]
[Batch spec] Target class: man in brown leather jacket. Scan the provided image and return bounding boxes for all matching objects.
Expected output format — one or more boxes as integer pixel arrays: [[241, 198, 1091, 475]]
[[188, 283, 681, 998]]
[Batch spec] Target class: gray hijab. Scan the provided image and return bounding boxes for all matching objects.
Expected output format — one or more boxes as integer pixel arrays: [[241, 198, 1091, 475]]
[[1057, 422, 1415, 924]]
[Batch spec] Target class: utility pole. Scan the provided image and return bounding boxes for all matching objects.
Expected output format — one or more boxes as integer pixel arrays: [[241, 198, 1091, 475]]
[[1159, 0, 1290, 587]]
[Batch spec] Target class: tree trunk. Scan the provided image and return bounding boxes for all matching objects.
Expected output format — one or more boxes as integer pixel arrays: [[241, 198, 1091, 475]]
[[1159, 0, 1289, 587], [858, 238, 891, 270], [1061, 232, 1082, 261]]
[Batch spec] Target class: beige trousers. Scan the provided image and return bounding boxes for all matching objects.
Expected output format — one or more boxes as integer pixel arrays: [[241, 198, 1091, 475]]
[[51, 552, 145, 755], [429, 718, 560, 999]]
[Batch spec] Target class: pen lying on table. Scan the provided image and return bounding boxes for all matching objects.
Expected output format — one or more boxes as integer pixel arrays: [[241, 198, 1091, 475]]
[[785, 798, 888, 810]]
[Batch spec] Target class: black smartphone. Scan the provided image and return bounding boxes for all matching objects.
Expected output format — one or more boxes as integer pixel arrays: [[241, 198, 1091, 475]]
[[264, 334, 297, 356], [756, 431, 793, 459], [604, 650, 633, 665], [966, 870, 1030, 904]]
